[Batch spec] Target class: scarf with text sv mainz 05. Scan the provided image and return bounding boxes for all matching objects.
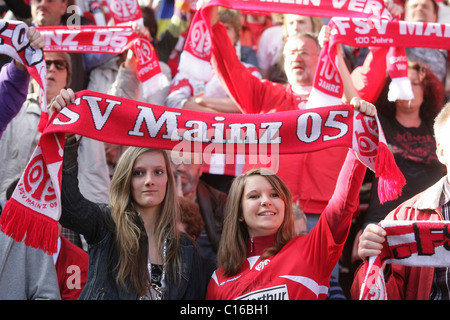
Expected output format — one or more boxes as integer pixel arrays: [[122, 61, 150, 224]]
[[0, 89, 404, 254]]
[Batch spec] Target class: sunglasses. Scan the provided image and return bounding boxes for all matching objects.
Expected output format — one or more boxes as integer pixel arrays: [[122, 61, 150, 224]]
[[46, 59, 67, 71]]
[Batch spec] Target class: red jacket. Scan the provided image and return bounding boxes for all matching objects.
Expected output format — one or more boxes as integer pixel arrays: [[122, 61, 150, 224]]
[[211, 22, 387, 214], [351, 177, 448, 300]]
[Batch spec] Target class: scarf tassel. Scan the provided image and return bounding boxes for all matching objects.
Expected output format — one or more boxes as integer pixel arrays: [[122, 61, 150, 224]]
[[141, 72, 170, 99], [375, 142, 406, 204], [0, 198, 58, 254], [387, 77, 414, 102]]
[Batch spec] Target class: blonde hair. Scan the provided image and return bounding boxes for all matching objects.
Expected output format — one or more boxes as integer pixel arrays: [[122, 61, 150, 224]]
[[282, 14, 323, 40], [109, 147, 180, 296], [217, 7, 242, 41], [217, 168, 295, 277]]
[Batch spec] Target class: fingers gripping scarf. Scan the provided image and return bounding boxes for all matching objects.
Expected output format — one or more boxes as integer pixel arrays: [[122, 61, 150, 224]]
[[360, 220, 450, 300]]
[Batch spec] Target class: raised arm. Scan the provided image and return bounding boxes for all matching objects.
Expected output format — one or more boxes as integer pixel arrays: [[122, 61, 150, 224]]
[[209, 7, 282, 114], [319, 24, 387, 104], [50, 89, 108, 244], [322, 99, 375, 243]]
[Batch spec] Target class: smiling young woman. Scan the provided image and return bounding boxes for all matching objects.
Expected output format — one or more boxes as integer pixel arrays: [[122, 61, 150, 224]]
[[206, 149, 367, 300], [240, 174, 287, 238], [59, 139, 213, 299]]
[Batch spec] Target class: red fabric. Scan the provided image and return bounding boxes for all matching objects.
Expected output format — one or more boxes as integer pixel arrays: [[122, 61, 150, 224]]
[[207, 216, 343, 300], [239, 15, 273, 52], [351, 189, 444, 300], [37, 25, 161, 84], [55, 236, 88, 300], [0, 90, 401, 254], [0, 21, 47, 132], [109, 0, 142, 25], [358, 221, 450, 300], [351, 47, 389, 103], [183, 0, 392, 63]]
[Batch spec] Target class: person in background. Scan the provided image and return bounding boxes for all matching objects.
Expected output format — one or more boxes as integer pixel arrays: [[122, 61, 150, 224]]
[[257, 13, 323, 83], [206, 97, 376, 299], [239, 12, 273, 54], [54, 223, 89, 300], [352, 102, 450, 300], [177, 197, 204, 241], [169, 151, 227, 267], [361, 60, 446, 230]]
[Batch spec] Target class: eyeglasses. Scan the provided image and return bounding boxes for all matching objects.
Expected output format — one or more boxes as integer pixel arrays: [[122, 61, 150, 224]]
[[46, 59, 67, 71], [283, 49, 317, 60]]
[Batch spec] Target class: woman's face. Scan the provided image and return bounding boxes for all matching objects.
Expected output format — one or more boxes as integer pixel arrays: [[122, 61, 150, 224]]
[[240, 175, 285, 238], [284, 14, 314, 37], [131, 151, 168, 213], [396, 68, 424, 112]]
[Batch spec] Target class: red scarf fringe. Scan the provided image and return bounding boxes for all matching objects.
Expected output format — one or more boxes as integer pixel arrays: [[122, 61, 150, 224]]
[[375, 142, 405, 203], [0, 198, 58, 254]]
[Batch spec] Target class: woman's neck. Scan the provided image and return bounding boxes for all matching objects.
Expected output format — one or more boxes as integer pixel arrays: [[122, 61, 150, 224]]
[[395, 110, 422, 128], [138, 207, 160, 238], [138, 208, 163, 265]]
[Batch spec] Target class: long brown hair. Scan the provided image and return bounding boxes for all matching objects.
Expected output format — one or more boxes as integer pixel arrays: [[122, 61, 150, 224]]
[[217, 168, 295, 277], [109, 148, 180, 296]]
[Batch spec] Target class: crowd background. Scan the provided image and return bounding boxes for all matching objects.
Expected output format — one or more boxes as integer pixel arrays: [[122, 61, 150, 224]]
[[0, 0, 449, 300]]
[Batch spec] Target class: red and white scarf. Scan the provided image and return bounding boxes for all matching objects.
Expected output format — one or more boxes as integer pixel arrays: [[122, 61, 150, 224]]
[[38, 24, 168, 105], [316, 17, 450, 105], [0, 21, 47, 131], [0, 21, 46, 89], [307, 17, 415, 107], [107, 0, 168, 99], [360, 220, 450, 300], [0, 90, 403, 254]]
